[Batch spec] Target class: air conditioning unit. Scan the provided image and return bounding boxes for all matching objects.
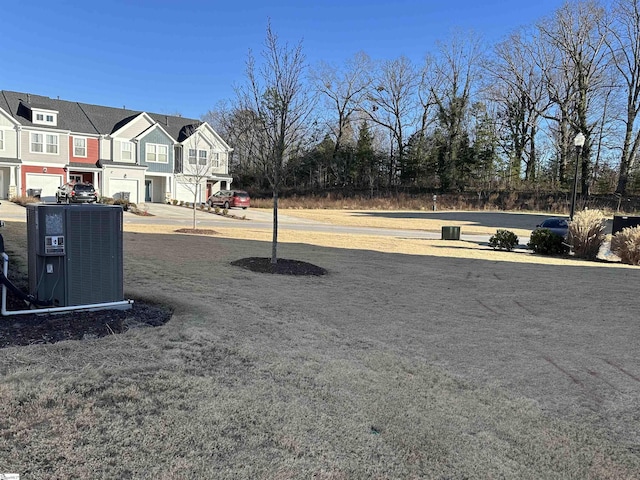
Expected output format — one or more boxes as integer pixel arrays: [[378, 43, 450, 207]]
[[27, 204, 124, 307]]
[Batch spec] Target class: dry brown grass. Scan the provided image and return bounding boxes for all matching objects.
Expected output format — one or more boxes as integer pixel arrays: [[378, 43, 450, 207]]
[[610, 226, 640, 265], [568, 210, 608, 260], [1, 207, 639, 478]]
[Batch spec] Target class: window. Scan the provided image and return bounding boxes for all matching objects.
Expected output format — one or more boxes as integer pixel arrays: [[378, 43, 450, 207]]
[[46, 134, 58, 154], [146, 143, 168, 163], [70, 174, 82, 183], [212, 152, 220, 168], [198, 150, 207, 165], [74, 137, 87, 157], [32, 110, 57, 126], [0, 130, 4, 151], [31, 133, 43, 152], [121, 141, 133, 161], [158, 145, 168, 162], [188, 148, 197, 164]]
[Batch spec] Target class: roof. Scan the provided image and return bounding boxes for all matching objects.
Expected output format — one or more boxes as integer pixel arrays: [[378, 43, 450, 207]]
[[0, 91, 99, 134], [0, 157, 21, 165], [98, 160, 148, 169], [0, 91, 208, 143], [68, 161, 100, 169], [148, 113, 202, 142]]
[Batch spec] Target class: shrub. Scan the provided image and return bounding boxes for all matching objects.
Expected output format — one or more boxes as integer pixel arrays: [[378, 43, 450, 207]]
[[10, 195, 41, 206], [214, 206, 220, 214], [567, 210, 607, 260], [528, 229, 569, 255], [611, 226, 640, 265], [179, 200, 184, 206], [112, 199, 133, 211], [489, 229, 519, 251], [222, 208, 228, 216], [172, 199, 178, 205]]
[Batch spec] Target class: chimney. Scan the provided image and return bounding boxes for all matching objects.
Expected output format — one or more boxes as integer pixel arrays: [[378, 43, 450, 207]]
[[165, 115, 169, 126], [27, 93, 31, 103]]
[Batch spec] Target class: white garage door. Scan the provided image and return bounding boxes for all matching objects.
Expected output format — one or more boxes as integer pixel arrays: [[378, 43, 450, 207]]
[[174, 179, 207, 202], [109, 179, 139, 203], [25, 173, 64, 202]]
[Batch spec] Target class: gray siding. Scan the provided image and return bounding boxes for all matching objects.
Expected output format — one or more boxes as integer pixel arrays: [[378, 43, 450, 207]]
[[140, 128, 173, 173], [20, 129, 68, 164]]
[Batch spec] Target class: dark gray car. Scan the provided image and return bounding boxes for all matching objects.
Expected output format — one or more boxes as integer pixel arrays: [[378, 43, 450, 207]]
[[56, 182, 98, 204], [535, 217, 569, 238]]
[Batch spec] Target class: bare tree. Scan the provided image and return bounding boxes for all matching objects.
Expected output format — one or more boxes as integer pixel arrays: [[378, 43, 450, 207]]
[[605, 0, 640, 194], [205, 104, 270, 189], [175, 124, 215, 229], [236, 22, 314, 264], [536, 0, 610, 195], [428, 31, 484, 191], [363, 55, 419, 187], [311, 52, 373, 184], [485, 29, 547, 185]]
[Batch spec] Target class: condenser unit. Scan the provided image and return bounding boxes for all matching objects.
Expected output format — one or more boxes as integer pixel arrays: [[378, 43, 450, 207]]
[[27, 204, 124, 307]]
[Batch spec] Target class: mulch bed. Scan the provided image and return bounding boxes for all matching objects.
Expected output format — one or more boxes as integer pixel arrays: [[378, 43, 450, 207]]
[[175, 228, 218, 235], [231, 257, 328, 276], [0, 302, 172, 349]]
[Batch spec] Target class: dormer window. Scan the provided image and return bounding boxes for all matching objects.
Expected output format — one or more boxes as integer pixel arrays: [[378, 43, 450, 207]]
[[32, 108, 58, 126]]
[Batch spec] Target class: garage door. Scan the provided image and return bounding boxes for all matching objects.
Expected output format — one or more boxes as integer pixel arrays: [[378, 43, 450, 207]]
[[174, 180, 201, 203], [175, 179, 207, 202], [25, 173, 64, 202], [109, 179, 139, 203]]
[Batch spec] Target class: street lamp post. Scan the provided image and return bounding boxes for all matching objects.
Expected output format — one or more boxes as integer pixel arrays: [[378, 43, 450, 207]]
[[570, 132, 586, 221]]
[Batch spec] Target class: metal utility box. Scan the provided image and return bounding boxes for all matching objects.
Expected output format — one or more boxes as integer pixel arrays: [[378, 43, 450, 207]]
[[612, 215, 640, 235], [26, 204, 124, 307], [441, 226, 461, 240]]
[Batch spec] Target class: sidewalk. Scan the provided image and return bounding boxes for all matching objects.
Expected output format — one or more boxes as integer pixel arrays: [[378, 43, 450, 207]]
[[0, 200, 27, 222]]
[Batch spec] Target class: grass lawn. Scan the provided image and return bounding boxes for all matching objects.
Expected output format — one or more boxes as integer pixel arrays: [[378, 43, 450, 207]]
[[0, 211, 639, 479]]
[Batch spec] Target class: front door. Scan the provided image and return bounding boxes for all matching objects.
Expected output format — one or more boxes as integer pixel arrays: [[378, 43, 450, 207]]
[[145, 180, 152, 202]]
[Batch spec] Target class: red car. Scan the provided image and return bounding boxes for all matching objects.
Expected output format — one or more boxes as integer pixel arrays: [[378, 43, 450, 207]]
[[206, 190, 250, 209]]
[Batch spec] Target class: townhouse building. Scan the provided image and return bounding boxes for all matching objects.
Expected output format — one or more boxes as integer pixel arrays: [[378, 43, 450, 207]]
[[0, 91, 233, 204]]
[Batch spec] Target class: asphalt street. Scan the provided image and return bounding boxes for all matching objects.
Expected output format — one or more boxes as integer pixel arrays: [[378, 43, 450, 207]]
[[0, 201, 550, 245]]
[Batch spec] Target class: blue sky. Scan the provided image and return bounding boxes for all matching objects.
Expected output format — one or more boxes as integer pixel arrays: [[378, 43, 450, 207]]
[[1, 0, 566, 120]]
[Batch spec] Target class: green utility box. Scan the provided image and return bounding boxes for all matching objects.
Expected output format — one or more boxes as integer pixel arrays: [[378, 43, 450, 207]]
[[441, 226, 461, 240]]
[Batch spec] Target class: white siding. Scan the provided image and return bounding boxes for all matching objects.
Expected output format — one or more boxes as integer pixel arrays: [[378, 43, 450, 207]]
[[115, 115, 154, 139]]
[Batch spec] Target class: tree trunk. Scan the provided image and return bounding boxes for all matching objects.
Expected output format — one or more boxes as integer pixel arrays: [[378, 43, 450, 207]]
[[271, 189, 278, 265]]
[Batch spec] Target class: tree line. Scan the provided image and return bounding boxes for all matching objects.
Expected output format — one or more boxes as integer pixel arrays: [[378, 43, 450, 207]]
[[205, 0, 640, 199]]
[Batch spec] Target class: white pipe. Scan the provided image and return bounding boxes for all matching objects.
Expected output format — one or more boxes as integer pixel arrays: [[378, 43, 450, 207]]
[[2, 253, 133, 316]]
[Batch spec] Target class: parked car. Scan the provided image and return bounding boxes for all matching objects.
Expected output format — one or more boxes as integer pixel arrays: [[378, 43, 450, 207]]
[[56, 182, 98, 204], [206, 190, 250, 209], [535, 217, 569, 238]]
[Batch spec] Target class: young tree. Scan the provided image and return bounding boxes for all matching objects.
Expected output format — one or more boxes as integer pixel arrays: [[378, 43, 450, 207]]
[[236, 22, 314, 264], [175, 124, 215, 230]]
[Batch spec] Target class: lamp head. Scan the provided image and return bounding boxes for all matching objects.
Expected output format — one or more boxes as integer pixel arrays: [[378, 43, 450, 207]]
[[574, 132, 586, 147]]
